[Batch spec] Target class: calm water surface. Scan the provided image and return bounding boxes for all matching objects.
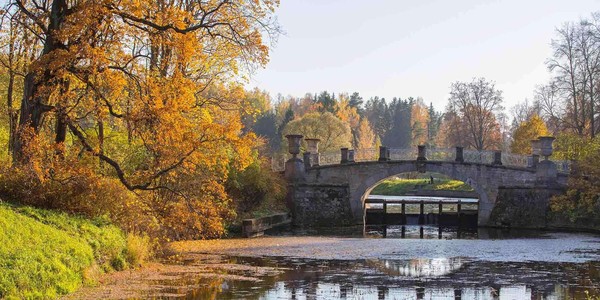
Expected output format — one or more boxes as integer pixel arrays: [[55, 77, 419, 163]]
[[163, 226, 600, 299]]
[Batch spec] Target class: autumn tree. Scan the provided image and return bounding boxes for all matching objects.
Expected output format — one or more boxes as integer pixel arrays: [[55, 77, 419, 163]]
[[2, 0, 281, 239], [0, 8, 36, 156], [354, 117, 375, 150], [282, 112, 352, 152], [446, 78, 504, 150], [551, 136, 600, 226], [411, 98, 429, 146], [510, 114, 549, 154], [241, 88, 272, 132], [335, 93, 360, 145], [437, 110, 468, 148]]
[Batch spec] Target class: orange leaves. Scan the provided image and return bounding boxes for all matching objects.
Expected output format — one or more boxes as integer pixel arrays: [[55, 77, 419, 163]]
[[7, 0, 279, 239]]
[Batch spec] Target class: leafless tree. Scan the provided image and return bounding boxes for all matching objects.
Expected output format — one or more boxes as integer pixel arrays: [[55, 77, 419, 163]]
[[447, 77, 504, 151]]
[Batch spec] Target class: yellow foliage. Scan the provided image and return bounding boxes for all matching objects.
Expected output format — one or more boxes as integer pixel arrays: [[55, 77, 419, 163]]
[[3, 0, 281, 239], [283, 112, 352, 152], [510, 114, 549, 154]]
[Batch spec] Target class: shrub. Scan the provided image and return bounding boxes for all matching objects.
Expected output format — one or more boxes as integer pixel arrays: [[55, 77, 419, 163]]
[[226, 155, 287, 217], [125, 233, 152, 267], [551, 135, 600, 228]]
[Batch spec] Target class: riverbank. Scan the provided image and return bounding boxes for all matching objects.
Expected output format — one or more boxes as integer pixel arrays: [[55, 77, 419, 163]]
[[0, 201, 149, 299]]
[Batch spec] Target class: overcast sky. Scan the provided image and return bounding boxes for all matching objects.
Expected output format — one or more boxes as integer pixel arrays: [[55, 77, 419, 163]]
[[248, 0, 600, 111]]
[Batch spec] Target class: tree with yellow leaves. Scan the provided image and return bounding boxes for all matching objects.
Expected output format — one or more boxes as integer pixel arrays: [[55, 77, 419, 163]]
[[1, 0, 280, 239], [355, 117, 375, 150], [282, 112, 352, 152], [510, 114, 549, 154]]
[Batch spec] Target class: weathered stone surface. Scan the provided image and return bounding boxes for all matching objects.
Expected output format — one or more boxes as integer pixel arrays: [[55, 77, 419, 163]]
[[242, 213, 291, 238], [488, 187, 564, 228], [288, 159, 568, 227], [289, 184, 354, 227]]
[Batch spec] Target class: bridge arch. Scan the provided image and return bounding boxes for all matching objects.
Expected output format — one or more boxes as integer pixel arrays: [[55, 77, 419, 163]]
[[357, 167, 485, 225], [350, 162, 489, 226]]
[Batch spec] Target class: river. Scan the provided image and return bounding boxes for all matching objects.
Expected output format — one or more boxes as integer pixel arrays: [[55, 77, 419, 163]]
[[135, 225, 600, 300], [66, 199, 600, 299]]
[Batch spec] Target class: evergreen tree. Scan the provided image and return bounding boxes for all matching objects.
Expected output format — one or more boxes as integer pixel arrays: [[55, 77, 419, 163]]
[[383, 98, 413, 148], [316, 91, 336, 113], [427, 102, 442, 147]]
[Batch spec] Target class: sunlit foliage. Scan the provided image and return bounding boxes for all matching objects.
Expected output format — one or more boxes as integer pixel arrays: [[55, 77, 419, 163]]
[[0, 0, 281, 239], [510, 114, 549, 155]]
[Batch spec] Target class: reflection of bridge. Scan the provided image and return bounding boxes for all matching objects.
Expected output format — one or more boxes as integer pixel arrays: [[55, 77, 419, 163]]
[[281, 135, 569, 227]]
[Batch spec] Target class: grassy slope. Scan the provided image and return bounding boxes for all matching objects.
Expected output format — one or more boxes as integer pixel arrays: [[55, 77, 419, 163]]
[[371, 178, 474, 196], [0, 202, 130, 299]]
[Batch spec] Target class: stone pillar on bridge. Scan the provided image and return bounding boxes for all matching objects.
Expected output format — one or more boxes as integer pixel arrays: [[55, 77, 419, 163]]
[[417, 145, 427, 161], [492, 151, 502, 166], [530, 154, 540, 168], [348, 149, 355, 163], [303, 152, 311, 170], [536, 136, 558, 185], [305, 138, 320, 167], [284, 135, 305, 181], [378, 146, 390, 162], [455, 146, 464, 163], [530, 139, 541, 168], [341, 148, 349, 164]]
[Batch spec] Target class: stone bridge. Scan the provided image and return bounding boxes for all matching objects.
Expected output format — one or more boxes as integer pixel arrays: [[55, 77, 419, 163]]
[[281, 135, 569, 228]]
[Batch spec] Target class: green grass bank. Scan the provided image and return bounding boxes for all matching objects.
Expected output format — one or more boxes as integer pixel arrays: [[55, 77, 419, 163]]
[[0, 201, 150, 299], [371, 176, 474, 196]]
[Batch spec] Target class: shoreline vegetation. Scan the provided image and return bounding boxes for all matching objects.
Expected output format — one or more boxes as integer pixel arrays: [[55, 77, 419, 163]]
[[0, 201, 150, 299]]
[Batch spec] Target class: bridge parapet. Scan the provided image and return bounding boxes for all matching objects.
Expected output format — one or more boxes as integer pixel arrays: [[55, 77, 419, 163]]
[[272, 144, 571, 174]]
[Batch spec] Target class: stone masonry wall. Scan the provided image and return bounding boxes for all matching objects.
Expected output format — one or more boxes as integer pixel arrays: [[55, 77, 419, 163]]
[[488, 187, 565, 228], [289, 183, 355, 227]]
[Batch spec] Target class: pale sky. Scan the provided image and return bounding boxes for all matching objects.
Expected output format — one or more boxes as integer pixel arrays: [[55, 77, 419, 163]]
[[249, 0, 600, 111]]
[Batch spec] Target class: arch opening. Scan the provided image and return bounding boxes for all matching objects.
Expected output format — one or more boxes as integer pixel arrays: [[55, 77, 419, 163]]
[[361, 172, 482, 238]]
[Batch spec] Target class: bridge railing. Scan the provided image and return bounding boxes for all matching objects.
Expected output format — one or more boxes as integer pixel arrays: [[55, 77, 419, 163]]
[[501, 152, 529, 168], [318, 151, 341, 166], [271, 147, 572, 173], [388, 148, 416, 160], [426, 148, 455, 161], [462, 149, 495, 164], [355, 148, 378, 162]]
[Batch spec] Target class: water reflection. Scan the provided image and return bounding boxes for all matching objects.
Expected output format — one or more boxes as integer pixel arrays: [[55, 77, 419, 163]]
[[367, 258, 465, 277], [165, 256, 600, 299], [365, 225, 479, 239], [146, 227, 600, 299]]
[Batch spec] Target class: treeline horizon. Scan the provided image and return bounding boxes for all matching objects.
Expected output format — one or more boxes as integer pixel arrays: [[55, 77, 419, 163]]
[[241, 11, 600, 158]]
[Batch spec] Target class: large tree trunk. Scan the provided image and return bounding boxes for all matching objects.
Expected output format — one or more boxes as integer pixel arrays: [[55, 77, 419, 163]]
[[12, 73, 53, 162], [12, 0, 68, 162]]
